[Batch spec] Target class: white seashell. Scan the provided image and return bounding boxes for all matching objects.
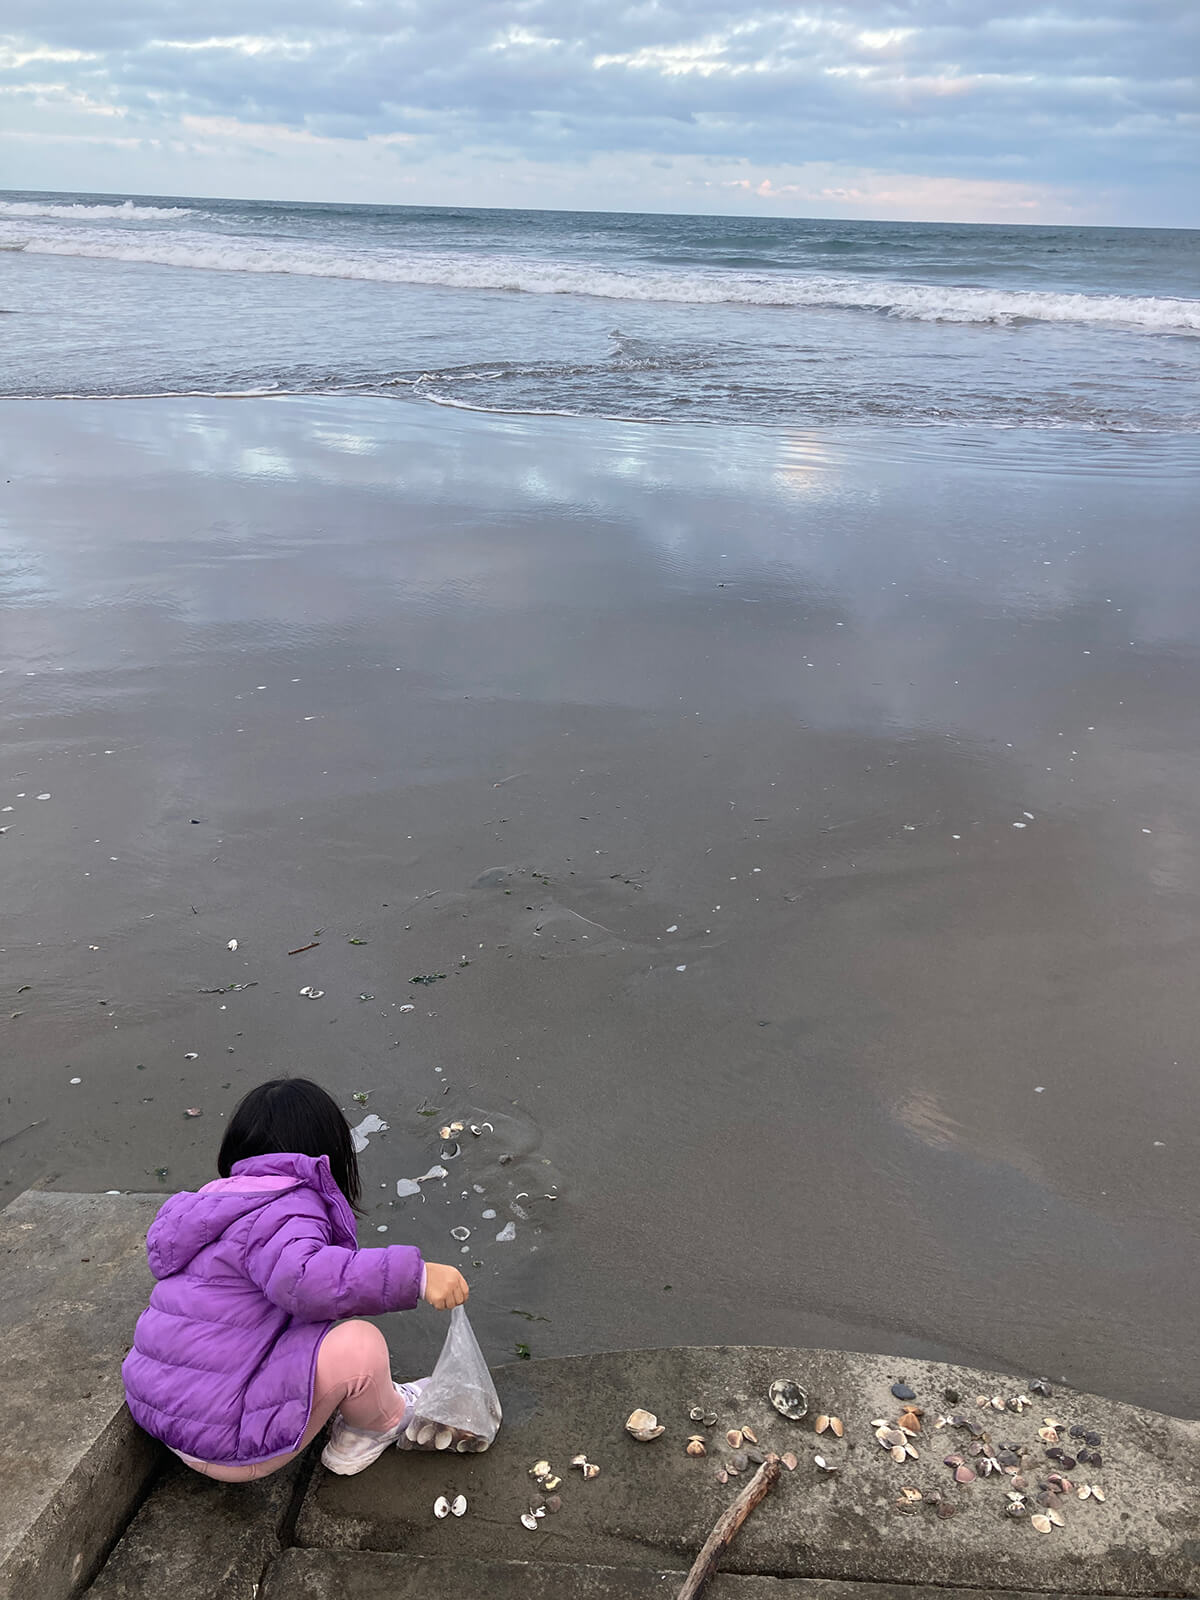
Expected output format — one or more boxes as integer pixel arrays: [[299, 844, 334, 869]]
[[626, 1409, 665, 1441], [227, 939, 238, 951], [434, 1428, 454, 1450], [451, 1495, 467, 1517], [531, 1460, 551, 1479], [520, 1513, 539, 1531], [433, 1496, 450, 1518]]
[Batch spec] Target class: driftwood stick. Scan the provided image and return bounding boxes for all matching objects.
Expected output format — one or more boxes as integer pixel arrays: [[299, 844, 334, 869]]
[[676, 1452, 782, 1600]]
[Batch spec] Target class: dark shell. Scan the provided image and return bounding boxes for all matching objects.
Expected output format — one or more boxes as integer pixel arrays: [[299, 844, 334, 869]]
[[745, 1447, 766, 1465], [1086, 1432, 1101, 1447], [1089, 1452, 1103, 1468], [1069, 1425, 1085, 1440], [997, 1451, 1021, 1468], [937, 1500, 957, 1518], [891, 1382, 917, 1402], [729, 1451, 749, 1472], [1030, 1379, 1053, 1398], [1060, 1454, 1076, 1471]]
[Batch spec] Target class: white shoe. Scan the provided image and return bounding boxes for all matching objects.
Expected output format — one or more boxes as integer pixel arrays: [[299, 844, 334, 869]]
[[321, 1379, 429, 1476]]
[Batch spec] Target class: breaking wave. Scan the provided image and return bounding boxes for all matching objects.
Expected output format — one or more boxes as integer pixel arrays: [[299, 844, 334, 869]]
[[0, 199, 195, 221], [5, 225, 1198, 333]]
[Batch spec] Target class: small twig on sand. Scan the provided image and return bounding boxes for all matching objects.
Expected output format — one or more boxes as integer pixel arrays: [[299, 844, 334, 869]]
[[676, 1453, 782, 1600], [0, 1118, 45, 1150], [287, 941, 320, 955], [492, 772, 529, 787]]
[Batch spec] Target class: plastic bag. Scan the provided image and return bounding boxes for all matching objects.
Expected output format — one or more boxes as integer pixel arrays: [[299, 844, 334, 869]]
[[397, 1306, 502, 1453]]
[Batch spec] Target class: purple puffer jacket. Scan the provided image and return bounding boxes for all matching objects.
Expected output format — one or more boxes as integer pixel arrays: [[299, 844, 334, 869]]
[[122, 1152, 424, 1465]]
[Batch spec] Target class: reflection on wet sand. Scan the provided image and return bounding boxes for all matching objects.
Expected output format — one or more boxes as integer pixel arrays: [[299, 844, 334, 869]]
[[1, 397, 1197, 1414]]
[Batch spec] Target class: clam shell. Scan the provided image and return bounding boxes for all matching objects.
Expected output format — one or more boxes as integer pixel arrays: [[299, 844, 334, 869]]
[[1031, 1513, 1052, 1534], [451, 1495, 467, 1517], [531, 1460, 551, 1479], [434, 1497, 450, 1519], [434, 1429, 454, 1451], [954, 1465, 976, 1483], [520, 1513, 539, 1531], [829, 1417, 844, 1438], [545, 1495, 562, 1514], [1048, 1510, 1066, 1527], [781, 1452, 798, 1471], [626, 1409, 665, 1441], [742, 1426, 758, 1445], [814, 1415, 831, 1434], [689, 1407, 705, 1422], [768, 1379, 808, 1420], [686, 1438, 706, 1457], [582, 1462, 600, 1479], [726, 1429, 744, 1449]]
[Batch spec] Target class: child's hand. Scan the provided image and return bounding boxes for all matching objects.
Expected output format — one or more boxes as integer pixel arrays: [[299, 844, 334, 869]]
[[423, 1263, 470, 1310]]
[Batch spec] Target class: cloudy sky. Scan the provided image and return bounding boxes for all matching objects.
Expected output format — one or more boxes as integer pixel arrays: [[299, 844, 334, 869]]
[[2, 2, 1196, 224]]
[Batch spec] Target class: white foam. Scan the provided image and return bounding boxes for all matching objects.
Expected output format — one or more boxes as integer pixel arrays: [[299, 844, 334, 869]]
[[0, 199, 195, 221], [4, 223, 1197, 333]]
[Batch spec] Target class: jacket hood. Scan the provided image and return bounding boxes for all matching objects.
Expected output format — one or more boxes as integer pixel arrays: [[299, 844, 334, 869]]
[[146, 1151, 355, 1278]]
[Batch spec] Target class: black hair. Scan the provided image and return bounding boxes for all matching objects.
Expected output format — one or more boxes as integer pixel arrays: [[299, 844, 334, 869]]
[[218, 1078, 362, 1210]]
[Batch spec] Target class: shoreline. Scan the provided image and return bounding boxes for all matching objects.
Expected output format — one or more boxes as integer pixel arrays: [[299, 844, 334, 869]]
[[2, 396, 1198, 1419]]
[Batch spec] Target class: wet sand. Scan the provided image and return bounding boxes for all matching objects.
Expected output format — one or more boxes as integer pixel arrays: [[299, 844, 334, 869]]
[[2, 398, 1198, 1415]]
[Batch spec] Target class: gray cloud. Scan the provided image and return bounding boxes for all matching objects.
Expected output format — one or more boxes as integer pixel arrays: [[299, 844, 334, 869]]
[[3, 2, 1197, 216]]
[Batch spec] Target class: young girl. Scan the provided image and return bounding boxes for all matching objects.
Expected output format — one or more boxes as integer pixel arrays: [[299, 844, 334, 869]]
[[122, 1077, 468, 1480]]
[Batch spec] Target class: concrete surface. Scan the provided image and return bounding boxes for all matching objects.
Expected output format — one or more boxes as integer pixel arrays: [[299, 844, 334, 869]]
[[296, 1346, 1200, 1596], [0, 1190, 164, 1600], [261, 1549, 1119, 1599], [85, 1456, 306, 1600]]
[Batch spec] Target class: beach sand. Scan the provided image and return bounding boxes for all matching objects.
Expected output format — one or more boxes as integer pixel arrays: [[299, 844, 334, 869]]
[[2, 397, 1197, 1414]]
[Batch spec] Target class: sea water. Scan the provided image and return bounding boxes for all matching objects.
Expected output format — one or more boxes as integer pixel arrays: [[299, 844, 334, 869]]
[[2, 191, 1197, 431]]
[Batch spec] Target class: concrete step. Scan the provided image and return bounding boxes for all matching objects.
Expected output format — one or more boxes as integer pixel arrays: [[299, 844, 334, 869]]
[[0, 1190, 164, 1600], [261, 1549, 1118, 1600], [84, 1456, 306, 1600], [295, 1345, 1200, 1596]]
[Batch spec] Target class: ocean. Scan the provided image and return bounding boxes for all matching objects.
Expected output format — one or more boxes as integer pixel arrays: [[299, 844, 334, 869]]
[[2, 191, 1197, 432]]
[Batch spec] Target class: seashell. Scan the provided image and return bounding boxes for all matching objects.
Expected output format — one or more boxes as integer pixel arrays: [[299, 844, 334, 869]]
[[417, 1422, 438, 1447], [1031, 1513, 1052, 1534], [871, 1418, 888, 1429], [890, 1445, 907, 1463], [878, 1427, 906, 1448], [531, 1460, 551, 1479], [715, 1468, 729, 1484], [976, 1395, 989, 1407], [741, 1426, 758, 1445], [520, 1513, 539, 1531], [944, 1453, 965, 1468], [1005, 1501, 1028, 1519], [814, 1455, 839, 1473], [703, 1413, 718, 1427], [829, 1417, 844, 1437], [455, 1439, 472, 1453], [545, 1495, 562, 1514], [815, 1415, 830, 1434], [434, 1428, 454, 1450], [990, 1395, 1006, 1412], [626, 1409, 665, 1442], [534, 1507, 546, 1519], [898, 1410, 921, 1433], [450, 1226, 471, 1241], [726, 1429, 744, 1449], [570, 1455, 588, 1468], [543, 1476, 561, 1491], [904, 1443, 919, 1460], [689, 1407, 706, 1422], [781, 1453, 798, 1471], [936, 1500, 957, 1518], [451, 1495, 467, 1517], [686, 1437, 706, 1457], [954, 1465, 976, 1483], [725, 1461, 740, 1476], [1047, 1510, 1065, 1527], [1038, 1427, 1059, 1444], [769, 1379, 808, 1420], [899, 1486, 923, 1502], [730, 1451, 749, 1472], [1085, 1431, 1101, 1448], [1090, 1485, 1105, 1502], [745, 1447, 765, 1465], [582, 1463, 600, 1479], [434, 1496, 450, 1519]]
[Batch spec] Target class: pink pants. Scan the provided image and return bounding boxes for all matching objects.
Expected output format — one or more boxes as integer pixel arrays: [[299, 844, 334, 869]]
[[178, 1318, 406, 1483]]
